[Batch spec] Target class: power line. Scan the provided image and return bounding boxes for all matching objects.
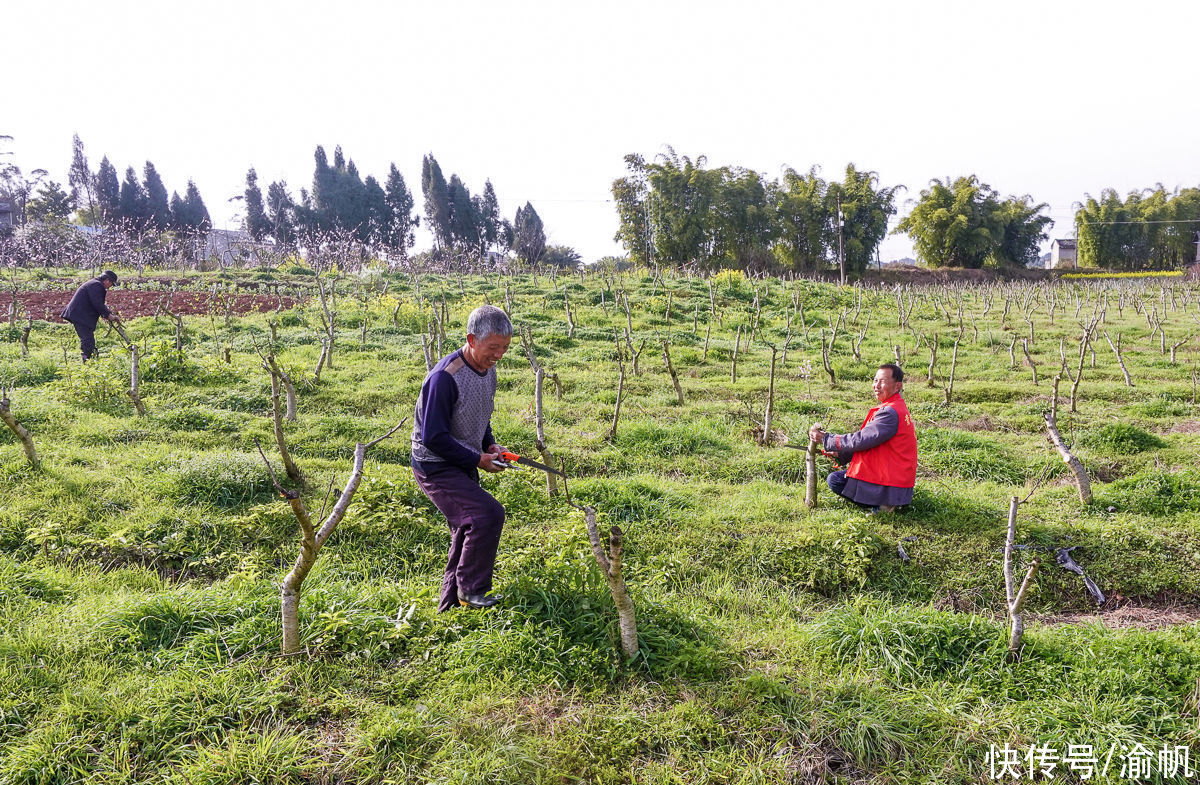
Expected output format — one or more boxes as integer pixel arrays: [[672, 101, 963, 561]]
[[1079, 218, 1200, 225]]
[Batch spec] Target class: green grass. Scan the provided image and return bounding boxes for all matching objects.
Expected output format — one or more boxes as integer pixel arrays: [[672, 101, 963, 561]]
[[0, 268, 1197, 782]]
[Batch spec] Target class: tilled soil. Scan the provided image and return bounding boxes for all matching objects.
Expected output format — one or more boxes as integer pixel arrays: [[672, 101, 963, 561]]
[[0, 290, 298, 322]]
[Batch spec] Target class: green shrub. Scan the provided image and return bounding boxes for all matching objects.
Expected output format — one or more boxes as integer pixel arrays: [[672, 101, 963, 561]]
[[164, 451, 276, 507], [763, 516, 888, 594], [615, 421, 731, 459], [59, 358, 126, 407], [1078, 422, 1165, 454], [143, 341, 207, 383], [159, 406, 241, 433], [917, 428, 1026, 485], [812, 601, 1004, 682], [1100, 469, 1200, 515], [0, 357, 59, 387]]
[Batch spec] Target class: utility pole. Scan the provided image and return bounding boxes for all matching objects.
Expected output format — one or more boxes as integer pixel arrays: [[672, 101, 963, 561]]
[[837, 195, 845, 285]]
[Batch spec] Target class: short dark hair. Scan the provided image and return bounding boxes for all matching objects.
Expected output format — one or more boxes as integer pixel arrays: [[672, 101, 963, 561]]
[[879, 363, 904, 383]]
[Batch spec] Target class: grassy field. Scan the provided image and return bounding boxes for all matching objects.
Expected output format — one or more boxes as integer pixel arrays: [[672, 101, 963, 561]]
[[0, 266, 1198, 784]]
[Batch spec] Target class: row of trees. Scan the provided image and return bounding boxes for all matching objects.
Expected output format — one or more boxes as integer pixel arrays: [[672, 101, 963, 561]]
[[241, 147, 549, 265], [1076, 186, 1200, 269], [4, 136, 554, 270], [614, 151, 1200, 273], [897, 176, 1052, 269], [611, 152, 1057, 273], [62, 135, 211, 235], [612, 150, 901, 274]]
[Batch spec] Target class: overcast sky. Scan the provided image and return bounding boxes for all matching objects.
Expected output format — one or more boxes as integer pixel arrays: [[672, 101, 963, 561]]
[[6, 0, 1199, 262]]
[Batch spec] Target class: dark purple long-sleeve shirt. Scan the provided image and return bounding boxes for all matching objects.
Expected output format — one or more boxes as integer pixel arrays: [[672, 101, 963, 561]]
[[410, 350, 496, 472], [60, 279, 113, 330], [822, 406, 899, 465]]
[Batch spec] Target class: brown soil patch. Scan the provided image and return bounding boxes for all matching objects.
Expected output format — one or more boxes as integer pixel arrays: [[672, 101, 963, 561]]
[[1036, 605, 1200, 630], [1169, 420, 1200, 434], [0, 290, 298, 321]]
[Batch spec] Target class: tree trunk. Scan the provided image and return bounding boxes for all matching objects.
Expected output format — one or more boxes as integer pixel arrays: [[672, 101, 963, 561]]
[[582, 505, 638, 660], [1044, 409, 1092, 505], [128, 345, 147, 416], [804, 432, 820, 509], [1004, 495, 1041, 663], [0, 390, 38, 469]]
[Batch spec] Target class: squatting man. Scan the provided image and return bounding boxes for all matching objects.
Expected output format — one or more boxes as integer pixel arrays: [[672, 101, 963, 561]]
[[809, 363, 918, 513], [410, 305, 515, 611]]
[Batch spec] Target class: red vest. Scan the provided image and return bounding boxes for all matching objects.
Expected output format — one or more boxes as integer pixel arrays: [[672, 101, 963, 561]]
[[845, 393, 917, 488]]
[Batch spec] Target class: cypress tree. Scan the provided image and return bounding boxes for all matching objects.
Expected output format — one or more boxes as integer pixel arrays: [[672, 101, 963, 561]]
[[143, 161, 171, 231], [420, 154, 452, 251], [384, 164, 417, 259], [67, 134, 96, 223], [169, 191, 187, 231], [513, 202, 546, 264], [267, 181, 296, 247], [183, 180, 211, 233], [362, 175, 388, 247], [447, 174, 480, 251], [95, 156, 121, 226], [479, 179, 501, 251], [311, 146, 333, 234], [119, 166, 148, 230], [244, 168, 271, 240]]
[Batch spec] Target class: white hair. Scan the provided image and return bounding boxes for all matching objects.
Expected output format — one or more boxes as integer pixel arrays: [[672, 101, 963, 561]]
[[466, 305, 512, 340]]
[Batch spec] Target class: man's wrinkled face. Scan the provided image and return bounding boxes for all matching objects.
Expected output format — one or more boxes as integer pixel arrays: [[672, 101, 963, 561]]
[[465, 333, 511, 371], [872, 367, 901, 403]]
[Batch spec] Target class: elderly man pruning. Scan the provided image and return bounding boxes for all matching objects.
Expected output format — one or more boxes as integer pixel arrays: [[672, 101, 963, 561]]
[[809, 363, 917, 513], [61, 270, 120, 361], [411, 305, 513, 611]]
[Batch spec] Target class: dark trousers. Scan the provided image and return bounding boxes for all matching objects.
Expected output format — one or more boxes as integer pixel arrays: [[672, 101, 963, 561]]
[[71, 321, 97, 361], [827, 469, 870, 509], [413, 463, 505, 612]]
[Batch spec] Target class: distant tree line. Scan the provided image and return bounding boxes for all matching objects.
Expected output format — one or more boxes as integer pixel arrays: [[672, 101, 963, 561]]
[[7, 133, 1197, 273], [614, 149, 1200, 273], [612, 149, 900, 274], [241, 147, 549, 266], [1075, 186, 1200, 269], [897, 176, 1053, 269], [2, 134, 211, 236]]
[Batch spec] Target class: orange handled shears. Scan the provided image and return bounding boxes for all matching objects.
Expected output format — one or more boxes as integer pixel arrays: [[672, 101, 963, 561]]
[[494, 451, 567, 477]]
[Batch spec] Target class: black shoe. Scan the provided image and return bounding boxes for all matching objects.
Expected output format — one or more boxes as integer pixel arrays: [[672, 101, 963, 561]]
[[458, 591, 502, 609]]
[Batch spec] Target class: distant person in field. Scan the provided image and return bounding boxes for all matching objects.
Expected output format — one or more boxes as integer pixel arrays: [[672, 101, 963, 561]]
[[809, 363, 917, 513], [61, 270, 120, 361], [411, 305, 513, 611]]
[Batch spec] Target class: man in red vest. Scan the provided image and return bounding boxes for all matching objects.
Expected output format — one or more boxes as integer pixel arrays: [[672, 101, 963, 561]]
[[809, 363, 917, 513]]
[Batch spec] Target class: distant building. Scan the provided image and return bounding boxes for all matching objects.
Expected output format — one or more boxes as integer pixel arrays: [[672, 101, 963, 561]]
[[1049, 238, 1077, 269], [0, 201, 12, 229], [203, 229, 273, 265]]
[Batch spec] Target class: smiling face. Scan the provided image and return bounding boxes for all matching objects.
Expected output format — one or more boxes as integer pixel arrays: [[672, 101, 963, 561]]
[[463, 332, 511, 372], [872, 366, 902, 403]]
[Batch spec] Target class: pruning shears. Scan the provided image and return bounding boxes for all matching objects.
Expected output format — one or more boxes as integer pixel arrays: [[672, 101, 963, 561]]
[[494, 451, 567, 477], [782, 441, 843, 468], [107, 315, 132, 347]]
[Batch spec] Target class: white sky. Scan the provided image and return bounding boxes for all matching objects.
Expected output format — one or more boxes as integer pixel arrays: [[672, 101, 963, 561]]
[[6, 0, 1199, 263]]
